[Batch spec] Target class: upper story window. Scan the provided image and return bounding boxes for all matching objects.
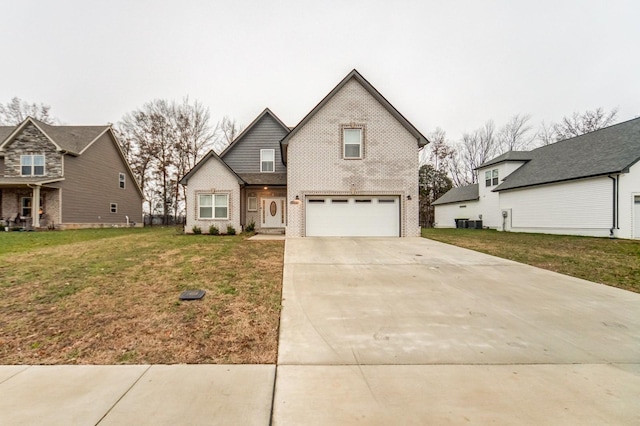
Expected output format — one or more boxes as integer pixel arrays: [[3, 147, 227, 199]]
[[21, 155, 45, 176], [343, 128, 362, 159], [485, 169, 499, 187], [119, 173, 126, 189], [260, 149, 275, 172]]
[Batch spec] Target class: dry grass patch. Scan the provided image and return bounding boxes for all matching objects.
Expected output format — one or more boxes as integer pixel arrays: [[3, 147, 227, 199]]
[[422, 228, 640, 293], [0, 227, 284, 364]]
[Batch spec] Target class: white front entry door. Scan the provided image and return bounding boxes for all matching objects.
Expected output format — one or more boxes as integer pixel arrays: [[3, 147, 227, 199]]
[[262, 197, 286, 228]]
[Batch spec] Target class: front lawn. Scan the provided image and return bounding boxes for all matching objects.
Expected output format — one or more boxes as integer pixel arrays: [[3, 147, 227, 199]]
[[422, 228, 640, 293], [0, 227, 284, 364]]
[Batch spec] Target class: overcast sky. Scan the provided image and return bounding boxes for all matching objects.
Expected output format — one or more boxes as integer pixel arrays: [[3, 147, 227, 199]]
[[1, 0, 638, 142]]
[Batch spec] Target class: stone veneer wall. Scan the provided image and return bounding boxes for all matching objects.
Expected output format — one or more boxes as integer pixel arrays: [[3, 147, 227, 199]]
[[286, 78, 420, 237], [3, 124, 63, 178]]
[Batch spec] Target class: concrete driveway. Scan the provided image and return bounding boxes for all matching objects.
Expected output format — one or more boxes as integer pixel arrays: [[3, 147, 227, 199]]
[[274, 237, 640, 425]]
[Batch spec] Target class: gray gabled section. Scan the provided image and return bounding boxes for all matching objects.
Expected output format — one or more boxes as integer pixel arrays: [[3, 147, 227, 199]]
[[220, 108, 289, 175], [495, 117, 640, 191], [179, 150, 245, 186], [432, 184, 479, 205], [280, 69, 429, 164]]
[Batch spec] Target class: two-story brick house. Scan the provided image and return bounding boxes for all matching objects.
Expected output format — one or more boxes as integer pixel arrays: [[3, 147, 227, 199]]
[[0, 117, 143, 229], [180, 69, 428, 237]]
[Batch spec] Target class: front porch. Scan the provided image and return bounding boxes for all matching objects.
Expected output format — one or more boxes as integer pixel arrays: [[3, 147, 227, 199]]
[[1, 185, 60, 230], [242, 185, 287, 234]]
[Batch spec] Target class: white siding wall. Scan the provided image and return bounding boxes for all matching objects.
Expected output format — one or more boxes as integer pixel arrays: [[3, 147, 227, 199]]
[[184, 158, 241, 234], [477, 161, 526, 228], [499, 177, 613, 237], [618, 163, 640, 239], [286, 78, 420, 237], [434, 201, 480, 228]]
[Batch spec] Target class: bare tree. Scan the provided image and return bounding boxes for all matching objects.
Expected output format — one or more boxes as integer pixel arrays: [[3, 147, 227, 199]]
[[537, 120, 558, 146], [0, 97, 57, 125], [553, 107, 618, 141], [451, 120, 499, 185], [117, 98, 215, 222], [498, 114, 535, 152], [213, 116, 243, 153]]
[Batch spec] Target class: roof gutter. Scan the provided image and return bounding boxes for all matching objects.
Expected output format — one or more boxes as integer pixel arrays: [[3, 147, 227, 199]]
[[608, 174, 619, 237]]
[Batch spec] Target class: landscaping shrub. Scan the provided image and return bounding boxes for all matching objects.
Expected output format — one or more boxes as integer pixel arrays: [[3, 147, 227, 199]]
[[245, 220, 255, 232], [191, 225, 202, 234], [226, 224, 236, 235], [209, 224, 220, 235]]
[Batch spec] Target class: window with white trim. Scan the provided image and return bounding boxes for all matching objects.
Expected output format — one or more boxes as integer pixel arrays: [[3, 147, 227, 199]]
[[248, 196, 257, 211], [485, 169, 499, 187], [198, 194, 229, 219], [110, 203, 118, 213], [119, 173, 126, 189], [260, 149, 275, 172], [21, 155, 45, 176], [343, 128, 362, 159]]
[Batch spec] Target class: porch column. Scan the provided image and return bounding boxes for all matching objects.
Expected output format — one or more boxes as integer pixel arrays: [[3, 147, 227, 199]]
[[32, 185, 41, 228]]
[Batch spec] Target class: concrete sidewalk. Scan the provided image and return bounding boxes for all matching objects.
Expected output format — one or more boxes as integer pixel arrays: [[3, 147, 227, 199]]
[[1, 237, 639, 425]]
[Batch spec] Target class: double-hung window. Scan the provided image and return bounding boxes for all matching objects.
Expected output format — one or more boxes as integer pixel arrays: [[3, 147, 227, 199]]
[[485, 169, 499, 187], [260, 149, 275, 172], [21, 155, 45, 176], [198, 194, 229, 219], [343, 128, 362, 159]]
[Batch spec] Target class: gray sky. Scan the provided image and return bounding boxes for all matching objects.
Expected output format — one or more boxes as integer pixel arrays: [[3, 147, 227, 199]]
[[1, 0, 638, 142]]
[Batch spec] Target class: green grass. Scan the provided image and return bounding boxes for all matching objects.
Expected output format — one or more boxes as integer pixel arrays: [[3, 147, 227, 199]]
[[0, 226, 284, 365], [422, 228, 640, 293]]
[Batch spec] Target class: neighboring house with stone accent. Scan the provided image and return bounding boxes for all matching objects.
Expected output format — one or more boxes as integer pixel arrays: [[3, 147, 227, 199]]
[[0, 117, 143, 229], [433, 117, 640, 239], [180, 69, 428, 237]]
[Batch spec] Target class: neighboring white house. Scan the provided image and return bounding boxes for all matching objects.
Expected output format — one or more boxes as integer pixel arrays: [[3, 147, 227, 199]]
[[434, 117, 640, 239], [180, 69, 428, 237]]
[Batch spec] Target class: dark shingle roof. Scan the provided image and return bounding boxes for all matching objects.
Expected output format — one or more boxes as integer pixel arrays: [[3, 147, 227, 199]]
[[477, 151, 532, 169], [0, 118, 109, 155], [238, 173, 287, 186], [495, 117, 640, 191], [432, 183, 479, 205]]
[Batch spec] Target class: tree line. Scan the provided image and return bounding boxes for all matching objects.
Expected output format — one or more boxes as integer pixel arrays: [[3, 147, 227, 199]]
[[0, 97, 619, 226]]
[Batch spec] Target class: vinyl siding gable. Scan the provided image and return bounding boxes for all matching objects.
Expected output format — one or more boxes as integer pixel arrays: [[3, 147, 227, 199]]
[[221, 114, 288, 174]]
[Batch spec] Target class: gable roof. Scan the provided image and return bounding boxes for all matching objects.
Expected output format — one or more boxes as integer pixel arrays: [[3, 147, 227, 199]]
[[280, 69, 429, 163], [432, 183, 479, 205], [0, 117, 110, 155], [495, 117, 640, 191], [179, 150, 245, 186], [477, 151, 532, 169], [219, 108, 289, 158]]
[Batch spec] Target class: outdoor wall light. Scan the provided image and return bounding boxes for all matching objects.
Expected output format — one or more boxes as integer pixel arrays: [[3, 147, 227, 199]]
[[407, 195, 412, 201], [290, 195, 301, 205]]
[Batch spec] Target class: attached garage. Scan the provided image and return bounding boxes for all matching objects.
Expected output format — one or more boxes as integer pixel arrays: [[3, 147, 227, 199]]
[[305, 196, 400, 237]]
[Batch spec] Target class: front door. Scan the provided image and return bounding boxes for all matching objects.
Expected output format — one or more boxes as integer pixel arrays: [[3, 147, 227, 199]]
[[262, 197, 286, 228]]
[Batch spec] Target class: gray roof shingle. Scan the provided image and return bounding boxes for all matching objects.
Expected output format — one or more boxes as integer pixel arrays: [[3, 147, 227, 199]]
[[495, 117, 640, 191], [432, 183, 479, 205], [238, 173, 287, 186], [477, 151, 532, 169], [0, 119, 109, 155]]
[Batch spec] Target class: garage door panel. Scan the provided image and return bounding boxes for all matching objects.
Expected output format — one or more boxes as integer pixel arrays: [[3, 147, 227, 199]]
[[306, 196, 399, 237]]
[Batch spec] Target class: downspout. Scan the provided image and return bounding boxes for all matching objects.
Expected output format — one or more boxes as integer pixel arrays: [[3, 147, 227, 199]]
[[608, 175, 618, 237]]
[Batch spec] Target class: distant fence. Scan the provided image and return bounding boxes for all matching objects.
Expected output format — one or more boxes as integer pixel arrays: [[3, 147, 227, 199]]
[[144, 214, 185, 226]]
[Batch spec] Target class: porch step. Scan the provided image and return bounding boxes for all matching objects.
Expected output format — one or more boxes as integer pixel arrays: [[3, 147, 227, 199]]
[[257, 228, 285, 235]]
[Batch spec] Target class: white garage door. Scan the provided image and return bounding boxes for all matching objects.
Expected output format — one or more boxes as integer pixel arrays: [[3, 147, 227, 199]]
[[306, 196, 400, 237]]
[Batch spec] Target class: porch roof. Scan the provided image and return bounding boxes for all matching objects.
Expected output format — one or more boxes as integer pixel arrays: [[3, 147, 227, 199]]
[[0, 177, 64, 188], [238, 173, 287, 186]]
